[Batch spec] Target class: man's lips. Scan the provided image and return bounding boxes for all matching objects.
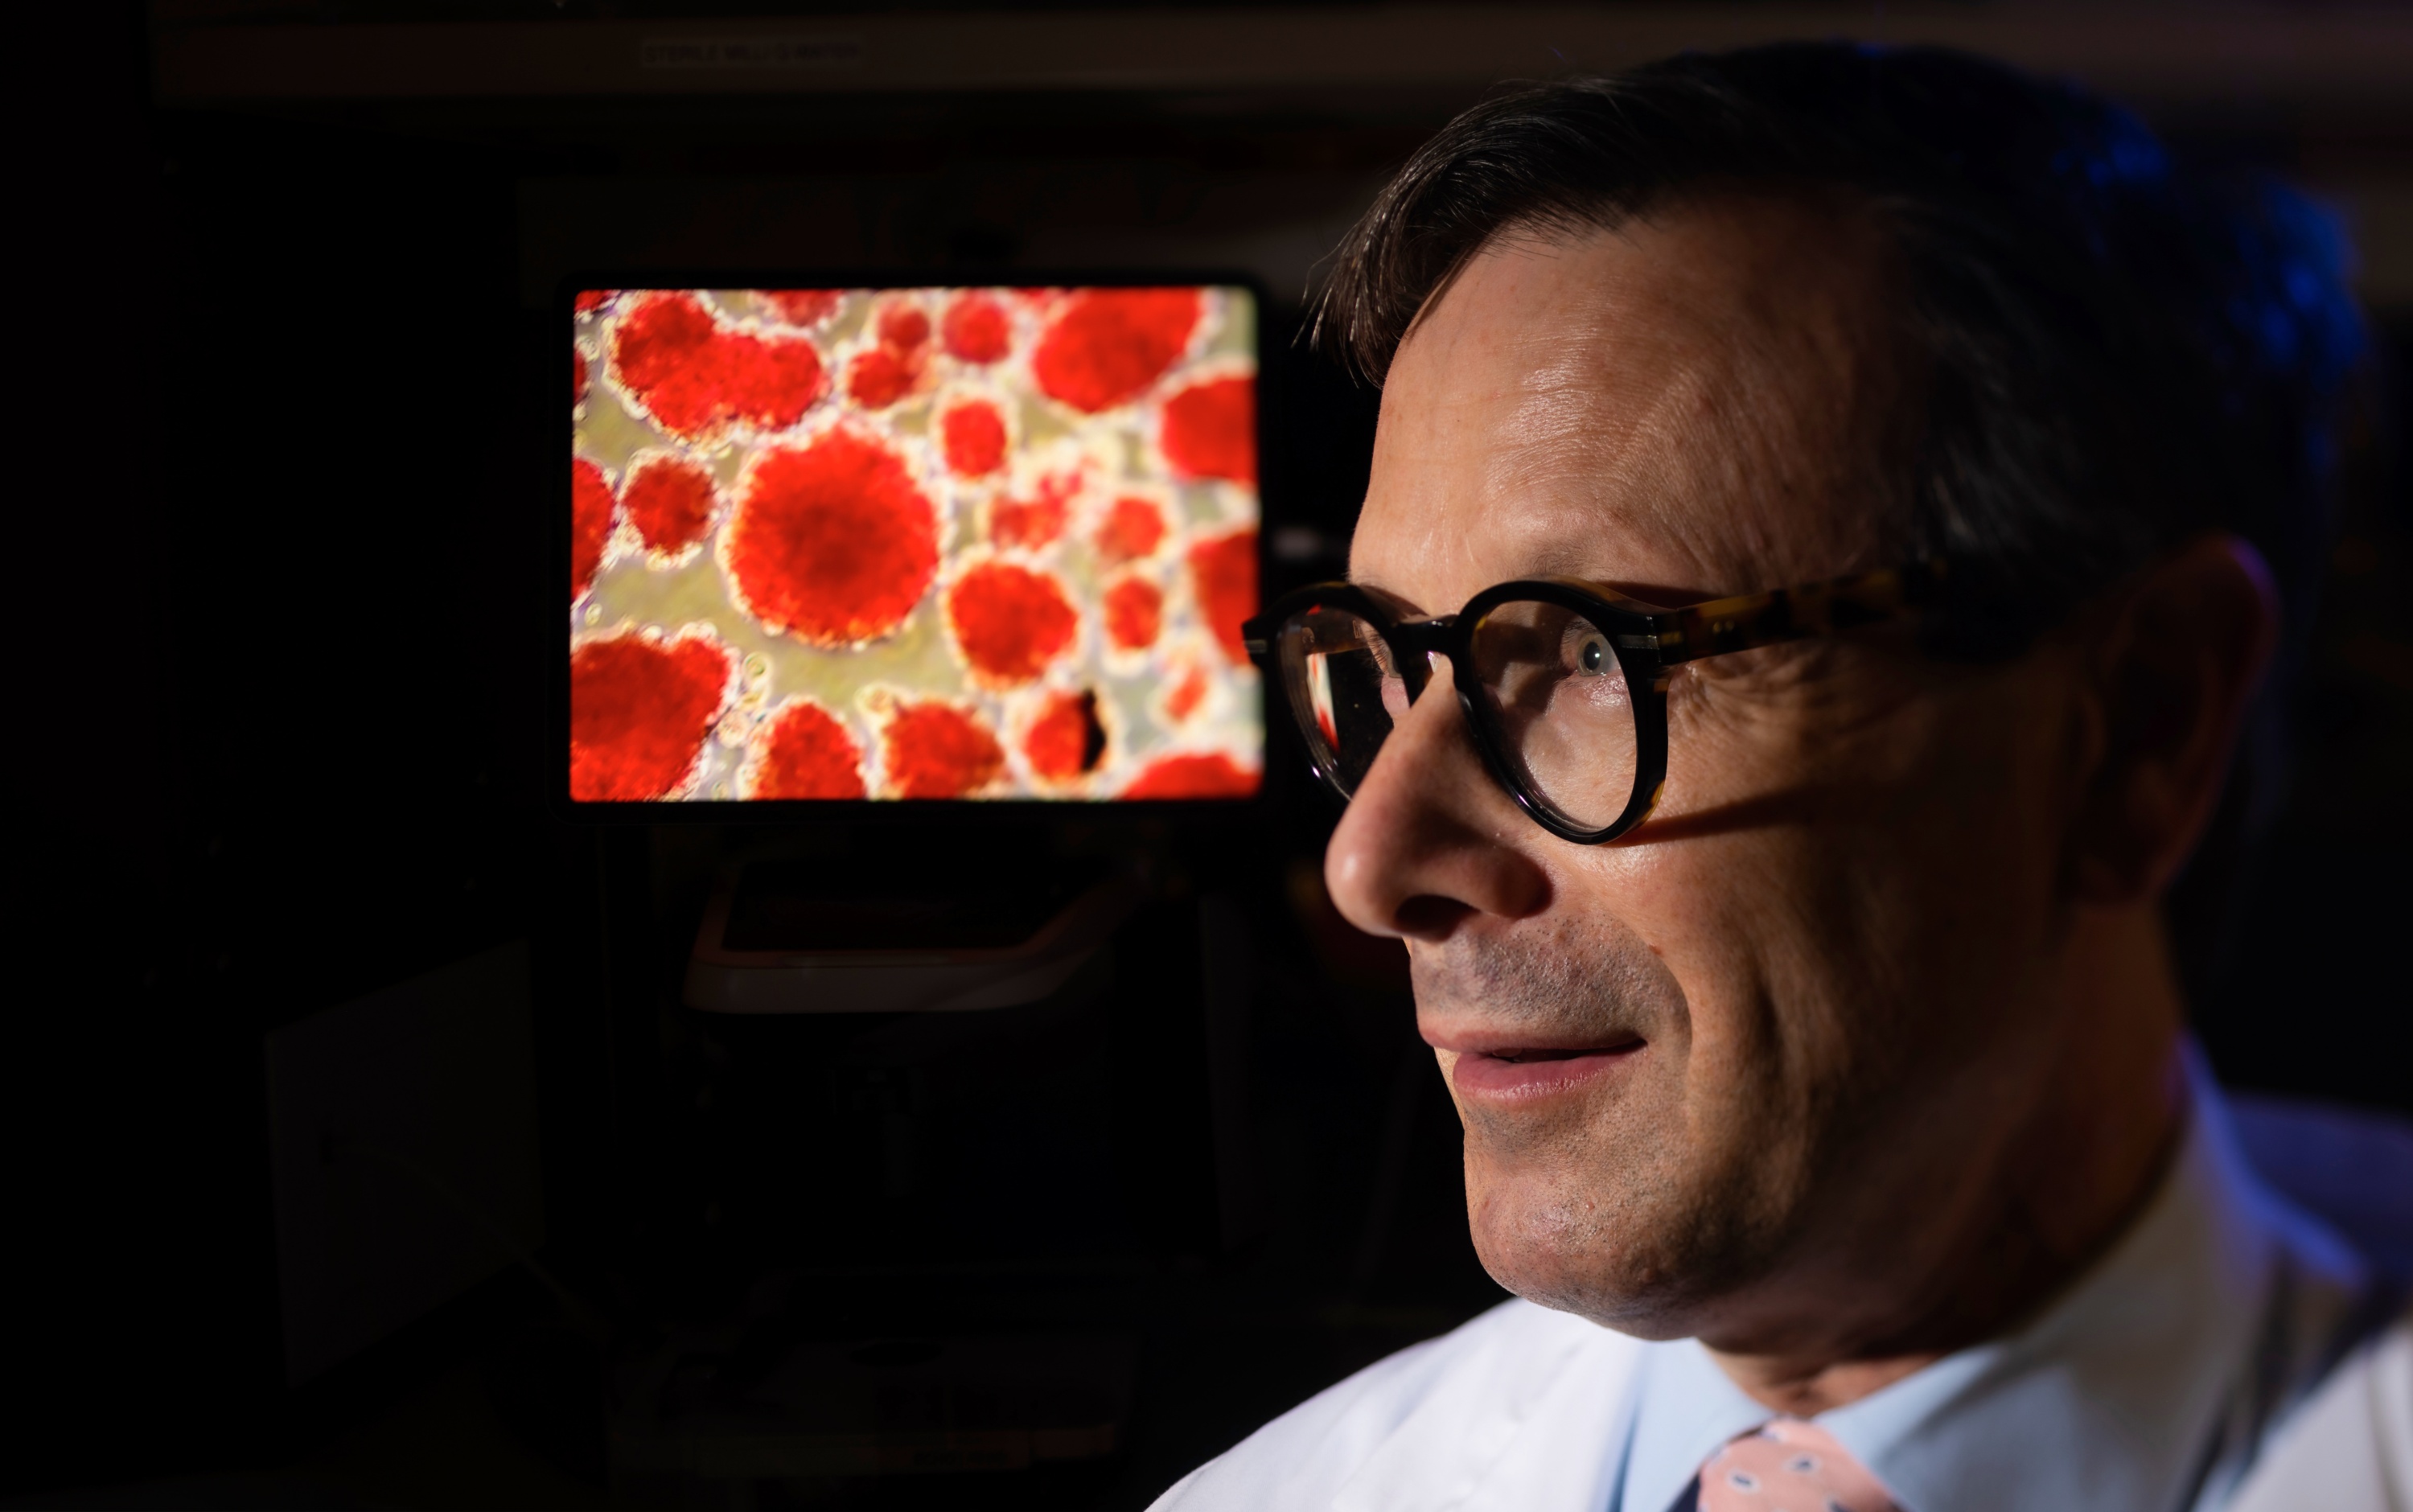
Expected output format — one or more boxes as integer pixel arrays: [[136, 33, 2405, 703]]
[[1429, 1033, 1646, 1103]]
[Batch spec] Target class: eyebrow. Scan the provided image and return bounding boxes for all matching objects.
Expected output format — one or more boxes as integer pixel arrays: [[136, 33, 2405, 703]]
[[1341, 559, 1946, 661], [1338, 571, 1428, 621], [1642, 560, 1946, 663]]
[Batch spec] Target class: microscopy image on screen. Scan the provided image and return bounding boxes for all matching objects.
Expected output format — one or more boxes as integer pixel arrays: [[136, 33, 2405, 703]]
[[569, 285, 1262, 803]]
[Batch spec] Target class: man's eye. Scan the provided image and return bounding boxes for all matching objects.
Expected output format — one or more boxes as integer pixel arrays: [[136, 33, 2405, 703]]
[[1575, 635, 1612, 675]]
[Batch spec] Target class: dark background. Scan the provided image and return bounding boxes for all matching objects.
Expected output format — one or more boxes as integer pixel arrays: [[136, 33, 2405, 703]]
[[10, 3, 2411, 1506]]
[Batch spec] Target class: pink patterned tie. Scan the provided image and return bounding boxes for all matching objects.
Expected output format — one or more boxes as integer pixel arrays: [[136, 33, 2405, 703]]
[[1696, 1419, 1900, 1512]]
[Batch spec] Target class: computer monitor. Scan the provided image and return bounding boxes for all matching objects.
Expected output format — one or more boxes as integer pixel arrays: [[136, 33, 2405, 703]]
[[565, 279, 1263, 811]]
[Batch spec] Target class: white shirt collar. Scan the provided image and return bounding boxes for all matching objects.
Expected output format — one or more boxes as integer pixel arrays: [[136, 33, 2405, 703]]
[[1618, 1048, 2365, 1512]]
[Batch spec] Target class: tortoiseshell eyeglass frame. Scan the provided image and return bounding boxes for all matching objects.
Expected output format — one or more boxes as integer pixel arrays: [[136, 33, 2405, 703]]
[[1242, 560, 1951, 844]]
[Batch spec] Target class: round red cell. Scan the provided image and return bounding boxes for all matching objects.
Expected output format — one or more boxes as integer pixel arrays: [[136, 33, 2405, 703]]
[[1187, 528, 1258, 664], [1030, 288, 1202, 413], [1123, 751, 1259, 799], [1165, 664, 1208, 723], [946, 560, 1079, 686], [569, 633, 734, 801], [1161, 374, 1256, 483], [573, 289, 611, 314], [622, 454, 718, 556], [1102, 575, 1162, 652], [1025, 689, 1106, 783], [750, 697, 865, 799], [989, 489, 1069, 551], [725, 429, 939, 646], [1094, 495, 1166, 564], [940, 398, 1008, 479], [941, 294, 1012, 364], [763, 290, 841, 327], [881, 700, 1005, 799], [571, 458, 615, 602], [845, 346, 920, 410], [613, 292, 827, 439], [877, 303, 931, 353]]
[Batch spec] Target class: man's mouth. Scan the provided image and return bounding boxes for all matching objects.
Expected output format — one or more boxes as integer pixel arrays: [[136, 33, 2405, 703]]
[[1438, 1037, 1646, 1103]]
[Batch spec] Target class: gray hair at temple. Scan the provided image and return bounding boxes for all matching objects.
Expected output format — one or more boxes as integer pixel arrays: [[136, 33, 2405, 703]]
[[1309, 41, 2373, 994]]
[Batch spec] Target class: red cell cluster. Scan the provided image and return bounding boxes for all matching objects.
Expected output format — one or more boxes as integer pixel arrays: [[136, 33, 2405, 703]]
[[946, 561, 1079, 686], [1102, 575, 1162, 652], [569, 633, 733, 801], [989, 471, 1076, 551], [939, 398, 1008, 479], [942, 293, 1011, 364], [881, 699, 1005, 799], [613, 292, 827, 439], [845, 298, 937, 410], [1123, 751, 1259, 799], [845, 347, 919, 410], [1031, 288, 1202, 413], [1025, 689, 1107, 783], [1094, 495, 1166, 565], [572, 458, 615, 601], [726, 428, 939, 647], [574, 285, 1260, 807], [1161, 374, 1256, 483], [1188, 528, 1259, 663], [750, 697, 866, 799], [763, 290, 841, 327], [622, 454, 718, 556]]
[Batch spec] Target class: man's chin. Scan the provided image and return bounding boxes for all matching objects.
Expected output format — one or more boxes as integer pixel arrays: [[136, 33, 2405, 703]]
[[1448, 1143, 1795, 1341], [1472, 1239, 1709, 1340], [1463, 1172, 1716, 1338]]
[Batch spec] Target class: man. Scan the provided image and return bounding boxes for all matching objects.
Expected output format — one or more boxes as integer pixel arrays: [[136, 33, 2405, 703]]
[[1157, 43, 2411, 1512]]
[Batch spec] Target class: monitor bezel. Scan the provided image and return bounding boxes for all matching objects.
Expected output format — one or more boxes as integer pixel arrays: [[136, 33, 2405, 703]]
[[557, 268, 1272, 826]]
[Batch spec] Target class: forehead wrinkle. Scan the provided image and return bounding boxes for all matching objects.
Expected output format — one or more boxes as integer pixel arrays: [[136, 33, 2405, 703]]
[[1354, 193, 1912, 609], [1671, 298, 1893, 575], [1478, 292, 1819, 596]]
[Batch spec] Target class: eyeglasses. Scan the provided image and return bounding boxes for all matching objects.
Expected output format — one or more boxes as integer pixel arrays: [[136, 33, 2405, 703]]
[[1242, 561, 1949, 844]]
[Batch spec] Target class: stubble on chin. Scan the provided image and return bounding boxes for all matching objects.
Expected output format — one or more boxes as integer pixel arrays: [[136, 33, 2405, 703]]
[[1415, 916, 1778, 1332]]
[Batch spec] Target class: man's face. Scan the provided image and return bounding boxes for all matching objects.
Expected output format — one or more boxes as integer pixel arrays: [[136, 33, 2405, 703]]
[[1331, 195, 2098, 1349]]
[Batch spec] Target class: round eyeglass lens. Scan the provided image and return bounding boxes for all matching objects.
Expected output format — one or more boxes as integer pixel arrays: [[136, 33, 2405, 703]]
[[1467, 598, 1640, 831], [1277, 604, 1410, 797]]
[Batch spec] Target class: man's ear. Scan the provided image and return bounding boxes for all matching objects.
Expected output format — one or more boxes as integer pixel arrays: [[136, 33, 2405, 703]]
[[2067, 534, 2281, 907]]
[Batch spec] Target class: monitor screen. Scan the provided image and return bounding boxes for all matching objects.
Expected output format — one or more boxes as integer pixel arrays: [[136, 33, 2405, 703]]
[[568, 282, 1262, 806]]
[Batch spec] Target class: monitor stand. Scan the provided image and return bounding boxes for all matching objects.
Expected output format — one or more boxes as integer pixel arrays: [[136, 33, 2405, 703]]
[[683, 852, 1142, 1014]]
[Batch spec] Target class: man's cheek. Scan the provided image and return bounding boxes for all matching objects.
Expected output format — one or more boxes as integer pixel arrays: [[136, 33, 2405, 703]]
[[1623, 859, 1799, 1054]]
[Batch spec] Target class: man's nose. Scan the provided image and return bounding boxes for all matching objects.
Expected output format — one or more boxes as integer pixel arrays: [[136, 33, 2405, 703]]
[[1322, 660, 1551, 942]]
